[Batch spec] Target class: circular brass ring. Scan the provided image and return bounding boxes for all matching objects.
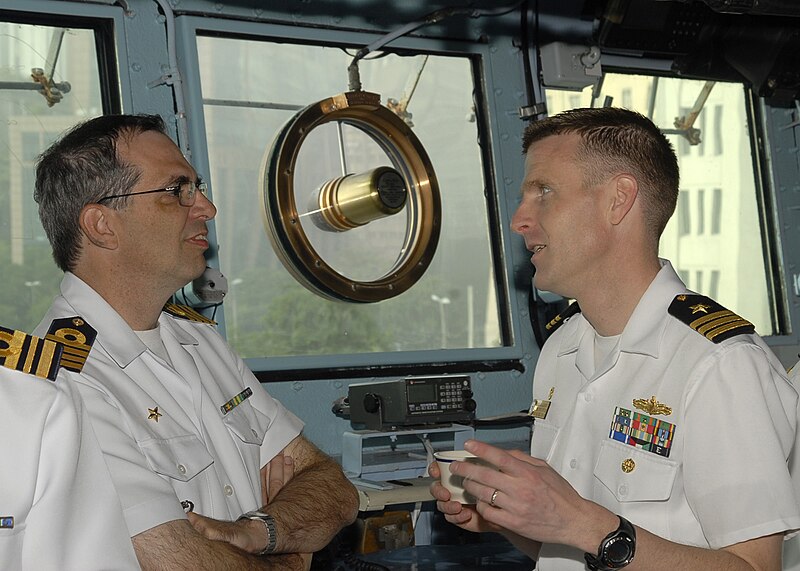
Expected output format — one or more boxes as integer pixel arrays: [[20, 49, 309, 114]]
[[261, 91, 441, 303]]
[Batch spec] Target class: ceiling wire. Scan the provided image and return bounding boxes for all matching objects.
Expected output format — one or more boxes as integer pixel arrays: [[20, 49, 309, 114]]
[[347, 1, 525, 92]]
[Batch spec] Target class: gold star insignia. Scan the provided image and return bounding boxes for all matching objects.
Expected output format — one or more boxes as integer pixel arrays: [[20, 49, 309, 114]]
[[689, 303, 711, 314], [147, 407, 162, 422]]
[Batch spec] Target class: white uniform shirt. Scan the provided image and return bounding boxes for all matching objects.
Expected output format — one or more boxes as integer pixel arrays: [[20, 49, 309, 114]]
[[530, 260, 800, 570], [35, 273, 304, 537], [785, 361, 800, 570], [0, 366, 139, 570]]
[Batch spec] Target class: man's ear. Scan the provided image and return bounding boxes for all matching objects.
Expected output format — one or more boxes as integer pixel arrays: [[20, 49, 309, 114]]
[[608, 174, 638, 225], [79, 204, 119, 250]]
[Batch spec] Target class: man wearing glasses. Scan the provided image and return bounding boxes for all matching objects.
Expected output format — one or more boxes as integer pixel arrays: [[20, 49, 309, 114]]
[[33, 114, 358, 570]]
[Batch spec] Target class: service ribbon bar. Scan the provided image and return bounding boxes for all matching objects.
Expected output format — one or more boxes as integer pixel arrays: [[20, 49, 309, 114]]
[[221, 387, 253, 415]]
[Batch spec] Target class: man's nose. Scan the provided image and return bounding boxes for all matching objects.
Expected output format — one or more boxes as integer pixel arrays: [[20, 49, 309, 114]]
[[194, 190, 217, 220], [510, 202, 531, 235]]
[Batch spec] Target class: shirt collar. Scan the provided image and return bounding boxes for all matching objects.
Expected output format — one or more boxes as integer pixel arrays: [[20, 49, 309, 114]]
[[58, 273, 197, 368], [556, 259, 687, 360]]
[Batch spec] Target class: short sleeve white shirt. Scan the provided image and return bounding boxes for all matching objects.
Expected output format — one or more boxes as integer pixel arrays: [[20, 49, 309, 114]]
[[34, 273, 304, 537], [0, 366, 139, 570], [530, 260, 800, 569]]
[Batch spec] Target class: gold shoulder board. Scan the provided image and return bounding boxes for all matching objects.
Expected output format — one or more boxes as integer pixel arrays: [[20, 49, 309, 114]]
[[668, 294, 754, 343], [545, 302, 581, 335], [45, 316, 97, 373], [163, 303, 217, 325], [0, 325, 63, 381]]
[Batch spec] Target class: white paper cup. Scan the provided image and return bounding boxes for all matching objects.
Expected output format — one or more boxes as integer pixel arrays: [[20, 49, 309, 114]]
[[434, 450, 495, 504]]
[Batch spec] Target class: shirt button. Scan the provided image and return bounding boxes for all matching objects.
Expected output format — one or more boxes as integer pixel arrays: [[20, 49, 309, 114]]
[[251, 429, 259, 439], [569, 459, 578, 469], [224, 485, 234, 496], [583, 393, 592, 402], [178, 464, 187, 475], [618, 484, 628, 497]]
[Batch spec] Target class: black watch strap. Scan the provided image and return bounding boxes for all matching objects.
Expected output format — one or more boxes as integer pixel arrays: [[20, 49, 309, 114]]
[[584, 515, 636, 571]]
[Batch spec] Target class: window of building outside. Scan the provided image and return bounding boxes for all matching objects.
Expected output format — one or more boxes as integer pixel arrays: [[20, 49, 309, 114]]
[[545, 73, 773, 335], [0, 21, 104, 332], [710, 269, 721, 299], [698, 110, 706, 157], [697, 188, 705, 234], [711, 187, 722, 235], [621, 88, 632, 109], [678, 190, 691, 236], [196, 36, 503, 358]]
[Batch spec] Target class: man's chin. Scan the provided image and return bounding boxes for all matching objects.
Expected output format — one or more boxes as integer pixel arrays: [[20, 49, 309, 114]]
[[533, 275, 570, 300], [192, 267, 208, 282], [532, 274, 550, 292], [170, 264, 209, 294]]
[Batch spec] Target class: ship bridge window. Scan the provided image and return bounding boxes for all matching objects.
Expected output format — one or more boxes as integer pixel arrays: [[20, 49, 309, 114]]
[[194, 35, 507, 366], [546, 73, 777, 336], [0, 17, 112, 333]]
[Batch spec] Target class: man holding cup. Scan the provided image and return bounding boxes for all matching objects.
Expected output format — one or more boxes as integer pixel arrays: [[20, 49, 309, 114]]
[[433, 450, 498, 505], [431, 108, 800, 570]]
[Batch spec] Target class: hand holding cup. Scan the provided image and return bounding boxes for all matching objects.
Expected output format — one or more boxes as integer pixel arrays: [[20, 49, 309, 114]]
[[434, 450, 496, 504]]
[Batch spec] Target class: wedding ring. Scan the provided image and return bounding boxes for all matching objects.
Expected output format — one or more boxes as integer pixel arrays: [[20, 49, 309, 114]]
[[489, 488, 499, 506]]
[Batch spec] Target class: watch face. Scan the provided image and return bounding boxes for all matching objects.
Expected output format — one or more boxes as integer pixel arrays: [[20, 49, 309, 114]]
[[605, 535, 634, 565]]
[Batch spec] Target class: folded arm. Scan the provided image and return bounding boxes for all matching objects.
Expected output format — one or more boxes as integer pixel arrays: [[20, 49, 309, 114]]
[[190, 435, 359, 556], [133, 519, 310, 570], [260, 435, 358, 553]]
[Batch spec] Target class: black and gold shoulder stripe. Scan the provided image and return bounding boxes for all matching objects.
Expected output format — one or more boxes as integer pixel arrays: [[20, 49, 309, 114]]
[[545, 302, 581, 335], [45, 317, 97, 373], [668, 294, 755, 343], [0, 325, 63, 381], [163, 303, 217, 325]]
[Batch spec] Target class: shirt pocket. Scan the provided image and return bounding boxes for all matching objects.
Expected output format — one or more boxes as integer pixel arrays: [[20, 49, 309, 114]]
[[222, 400, 269, 446], [530, 420, 560, 461], [593, 440, 678, 502], [138, 434, 214, 482], [0, 533, 22, 571]]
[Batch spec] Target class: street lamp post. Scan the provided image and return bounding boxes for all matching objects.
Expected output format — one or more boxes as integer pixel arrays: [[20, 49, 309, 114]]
[[228, 278, 243, 346], [24, 280, 41, 304], [431, 294, 451, 348]]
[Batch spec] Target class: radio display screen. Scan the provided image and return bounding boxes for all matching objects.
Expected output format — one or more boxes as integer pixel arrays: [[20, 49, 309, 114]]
[[407, 382, 436, 403]]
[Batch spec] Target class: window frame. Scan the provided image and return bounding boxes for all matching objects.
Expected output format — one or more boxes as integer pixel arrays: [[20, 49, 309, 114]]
[[0, 0, 128, 113], [173, 16, 528, 379]]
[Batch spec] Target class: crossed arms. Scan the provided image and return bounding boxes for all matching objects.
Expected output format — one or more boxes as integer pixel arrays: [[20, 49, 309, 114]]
[[133, 435, 359, 570]]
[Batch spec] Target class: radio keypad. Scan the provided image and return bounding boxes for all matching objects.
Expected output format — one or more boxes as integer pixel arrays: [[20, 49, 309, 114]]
[[408, 382, 463, 411]]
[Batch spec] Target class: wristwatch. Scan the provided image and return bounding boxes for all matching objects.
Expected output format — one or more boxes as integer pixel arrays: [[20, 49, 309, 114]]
[[238, 510, 278, 555], [584, 515, 636, 571]]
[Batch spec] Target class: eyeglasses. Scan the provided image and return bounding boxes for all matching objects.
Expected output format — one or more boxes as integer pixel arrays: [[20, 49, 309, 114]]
[[97, 180, 208, 207]]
